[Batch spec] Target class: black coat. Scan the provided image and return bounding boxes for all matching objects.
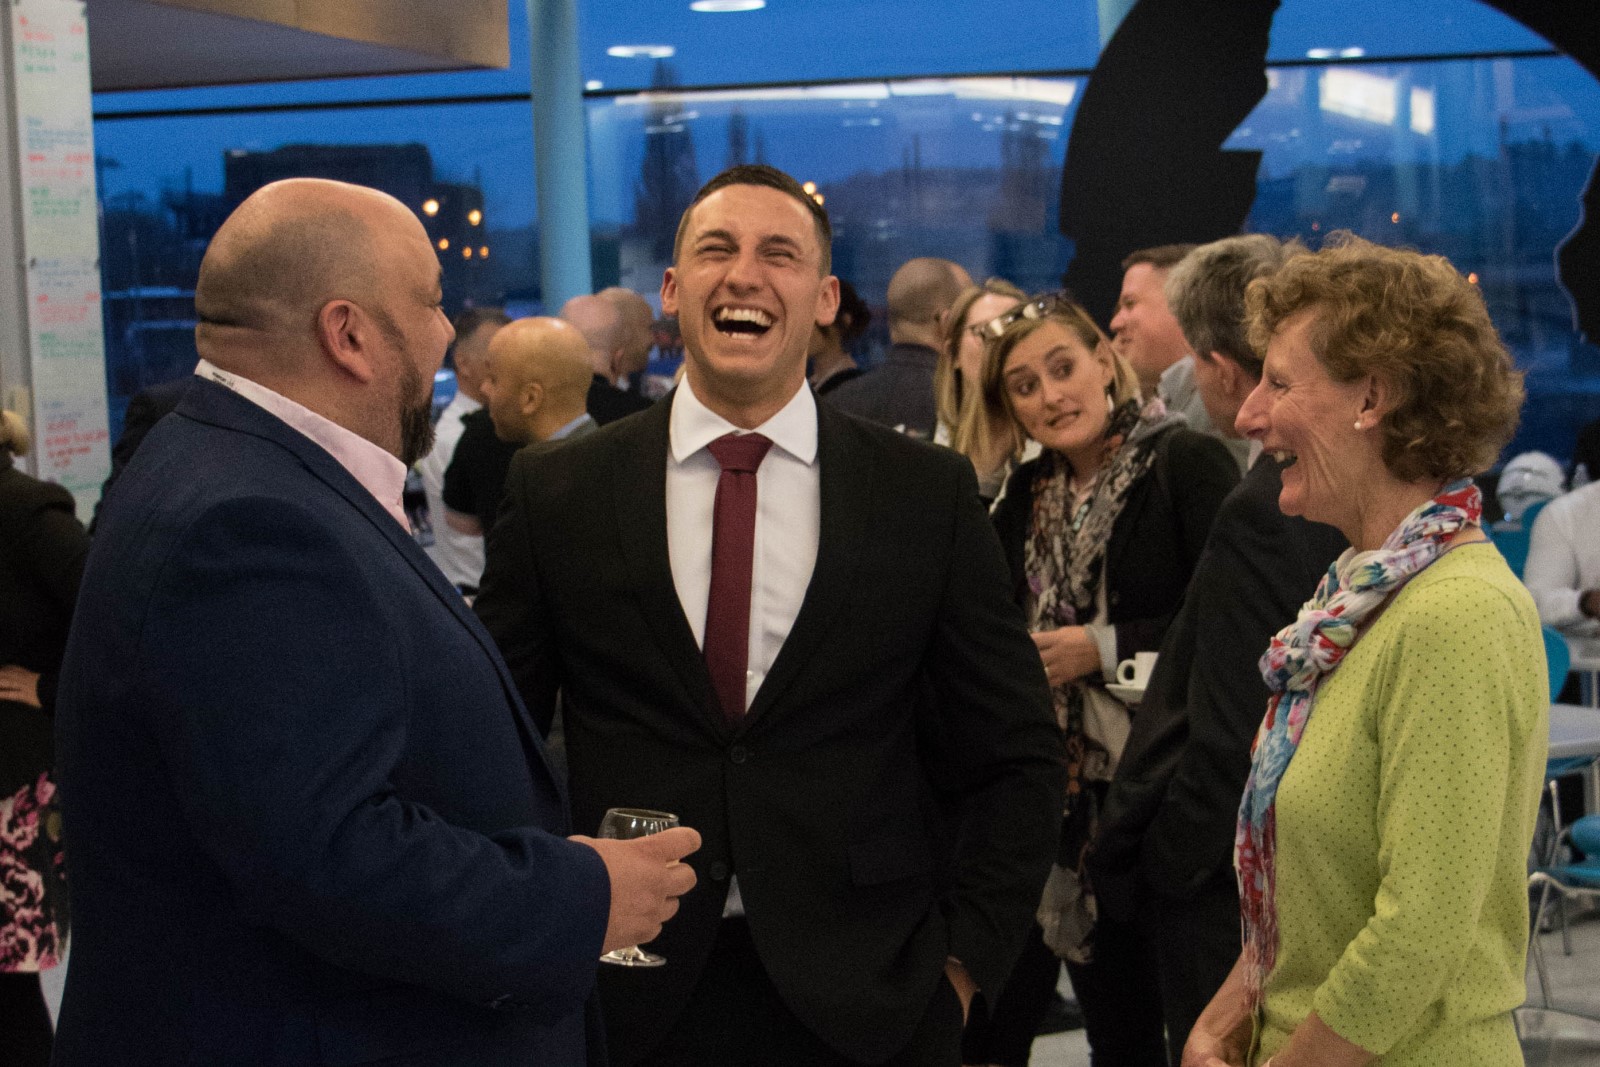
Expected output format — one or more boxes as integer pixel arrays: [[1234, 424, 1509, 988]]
[[93, 376, 193, 531], [0, 455, 89, 749], [990, 425, 1240, 665], [475, 395, 1064, 1066], [586, 375, 653, 426], [0, 454, 88, 972], [1087, 455, 1347, 919]]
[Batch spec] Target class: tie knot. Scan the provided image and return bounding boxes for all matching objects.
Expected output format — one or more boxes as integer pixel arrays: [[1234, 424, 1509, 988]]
[[707, 432, 773, 474]]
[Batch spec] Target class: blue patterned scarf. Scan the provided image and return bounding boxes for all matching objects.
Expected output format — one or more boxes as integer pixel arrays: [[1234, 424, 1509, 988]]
[[1234, 477, 1482, 1006]]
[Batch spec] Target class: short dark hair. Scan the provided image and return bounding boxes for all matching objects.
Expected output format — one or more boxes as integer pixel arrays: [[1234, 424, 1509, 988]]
[[1121, 243, 1196, 272], [672, 164, 833, 274], [834, 279, 871, 345], [452, 306, 511, 339]]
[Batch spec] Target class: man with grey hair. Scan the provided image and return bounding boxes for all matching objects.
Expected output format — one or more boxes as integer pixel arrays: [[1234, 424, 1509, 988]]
[[826, 256, 971, 440], [562, 293, 652, 425], [1089, 232, 1345, 1065]]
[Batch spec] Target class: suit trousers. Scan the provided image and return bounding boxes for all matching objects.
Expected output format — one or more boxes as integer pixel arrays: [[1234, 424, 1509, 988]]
[[1062, 909, 1167, 1067], [643, 918, 962, 1067], [0, 972, 53, 1066], [1139, 877, 1242, 1067]]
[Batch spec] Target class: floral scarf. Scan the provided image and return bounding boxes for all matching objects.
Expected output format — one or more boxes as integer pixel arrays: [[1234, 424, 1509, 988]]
[[1025, 397, 1174, 799], [1234, 477, 1482, 1006]]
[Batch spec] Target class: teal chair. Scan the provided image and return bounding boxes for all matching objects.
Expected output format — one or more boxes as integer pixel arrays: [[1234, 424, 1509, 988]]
[[1547, 625, 1572, 704], [1490, 498, 1550, 579], [1530, 815, 1600, 1004], [1544, 627, 1579, 828]]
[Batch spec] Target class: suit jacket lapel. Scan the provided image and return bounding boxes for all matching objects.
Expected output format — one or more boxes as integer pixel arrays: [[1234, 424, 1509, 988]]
[[744, 403, 873, 729], [608, 399, 726, 734]]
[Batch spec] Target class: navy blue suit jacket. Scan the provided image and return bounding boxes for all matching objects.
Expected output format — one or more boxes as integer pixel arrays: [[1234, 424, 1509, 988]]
[[54, 378, 610, 1066]]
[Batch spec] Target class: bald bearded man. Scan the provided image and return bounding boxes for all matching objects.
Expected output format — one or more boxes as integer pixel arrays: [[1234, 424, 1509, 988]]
[[53, 179, 699, 1066], [481, 317, 597, 449]]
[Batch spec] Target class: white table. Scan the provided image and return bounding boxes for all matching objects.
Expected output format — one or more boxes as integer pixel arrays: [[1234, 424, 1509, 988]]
[[1551, 703, 1600, 813]]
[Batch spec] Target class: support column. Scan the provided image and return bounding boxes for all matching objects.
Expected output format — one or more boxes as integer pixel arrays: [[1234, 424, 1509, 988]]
[[528, 0, 592, 311], [1098, 0, 1137, 47], [1, 0, 108, 512]]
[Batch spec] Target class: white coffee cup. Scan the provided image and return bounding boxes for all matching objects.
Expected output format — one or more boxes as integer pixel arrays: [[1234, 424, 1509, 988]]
[[1116, 651, 1158, 688]]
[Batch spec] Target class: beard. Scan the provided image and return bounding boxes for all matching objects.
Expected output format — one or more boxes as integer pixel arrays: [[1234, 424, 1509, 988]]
[[397, 359, 437, 467]]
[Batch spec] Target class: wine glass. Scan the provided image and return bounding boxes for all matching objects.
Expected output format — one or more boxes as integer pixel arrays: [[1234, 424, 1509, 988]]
[[598, 807, 679, 967]]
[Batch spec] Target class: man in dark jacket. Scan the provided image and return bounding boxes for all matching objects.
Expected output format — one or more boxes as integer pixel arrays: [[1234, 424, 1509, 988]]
[[1088, 235, 1346, 1066], [825, 257, 969, 440]]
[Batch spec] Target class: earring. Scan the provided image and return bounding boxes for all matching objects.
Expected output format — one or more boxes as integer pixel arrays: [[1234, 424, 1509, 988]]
[[1106, 392, 1116, 415], [1353, 419, 1363, 430]]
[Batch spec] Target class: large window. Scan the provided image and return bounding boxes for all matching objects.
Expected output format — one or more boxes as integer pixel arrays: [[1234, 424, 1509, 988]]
[[89, 0, 1600, 465]]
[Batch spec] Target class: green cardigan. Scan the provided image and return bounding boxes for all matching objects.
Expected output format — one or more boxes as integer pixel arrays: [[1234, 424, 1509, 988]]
[[1257, 543, 1547, 1066]]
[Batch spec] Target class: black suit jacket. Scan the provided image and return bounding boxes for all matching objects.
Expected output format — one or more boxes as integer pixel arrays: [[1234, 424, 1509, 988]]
[[586, 375, 653, 426], [1087, 455, 1346, 918], [823, 342, 940, 441], [991, 425, 1240, 665], [475, 395, 1063, 1065]]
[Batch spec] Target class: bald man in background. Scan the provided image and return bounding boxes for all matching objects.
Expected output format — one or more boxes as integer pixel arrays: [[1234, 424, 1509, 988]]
[[53, 178, 698, 1066], [481, 317, 598, 450], [825, 256, 970, 440], [599, 286, 656, 393], [562, 293, 653, 426]]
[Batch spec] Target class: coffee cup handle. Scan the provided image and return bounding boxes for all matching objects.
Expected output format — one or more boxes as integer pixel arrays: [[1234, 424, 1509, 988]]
[[1117, 659, 1137, 685]]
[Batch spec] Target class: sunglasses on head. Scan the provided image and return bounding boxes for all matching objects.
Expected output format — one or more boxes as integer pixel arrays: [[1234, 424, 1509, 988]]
[[980, 292, 1073, 339]]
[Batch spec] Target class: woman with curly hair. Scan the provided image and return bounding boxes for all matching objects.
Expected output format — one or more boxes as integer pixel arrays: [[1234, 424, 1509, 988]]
[[1, 408, 89, 1064], [966, 295, 1238, 1066], [1184, 235, 1544, 1067]]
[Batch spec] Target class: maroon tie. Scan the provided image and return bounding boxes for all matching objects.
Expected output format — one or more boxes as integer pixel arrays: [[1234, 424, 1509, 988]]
[[704, 432, 773, 726]]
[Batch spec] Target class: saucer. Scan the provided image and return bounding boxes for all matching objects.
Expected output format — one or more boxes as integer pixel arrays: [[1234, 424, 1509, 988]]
[[1106, 682, 1147, 704]]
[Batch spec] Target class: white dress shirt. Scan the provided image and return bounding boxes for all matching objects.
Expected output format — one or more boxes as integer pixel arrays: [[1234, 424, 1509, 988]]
[[666, 377, 821, 711], [1525, 481, 1600, 637], [666, 376, 821, 918], [417, 391, 485, 588], [194, 360, 409, 529]]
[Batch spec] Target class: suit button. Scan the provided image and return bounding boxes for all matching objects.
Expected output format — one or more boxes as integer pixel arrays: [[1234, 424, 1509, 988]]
[[729, 745, 750, 764], [708, 861, 730, 881]]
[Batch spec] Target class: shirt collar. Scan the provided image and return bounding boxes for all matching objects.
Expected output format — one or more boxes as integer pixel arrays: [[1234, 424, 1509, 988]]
[[193, 360, 410, 529], [669, 375, 817, 467], [550, 411, 595, 441]]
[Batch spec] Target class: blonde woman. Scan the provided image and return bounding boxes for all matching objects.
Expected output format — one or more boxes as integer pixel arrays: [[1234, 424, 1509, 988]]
[[935, 279, 1026, 500], [965, 296, 1237, 1067]]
